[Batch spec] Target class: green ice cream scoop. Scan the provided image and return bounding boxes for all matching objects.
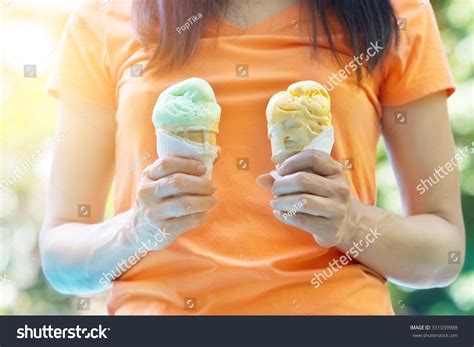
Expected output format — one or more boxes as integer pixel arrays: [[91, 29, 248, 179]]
[[152, 77, 221, 133]]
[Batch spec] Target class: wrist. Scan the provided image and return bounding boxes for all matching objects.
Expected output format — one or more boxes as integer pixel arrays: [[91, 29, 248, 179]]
[[336, 198, 361, 251], [115, 209, 141, 248], [129, 206, 171, 251]]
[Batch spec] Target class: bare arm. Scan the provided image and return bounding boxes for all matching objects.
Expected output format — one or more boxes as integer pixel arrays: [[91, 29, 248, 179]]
[[342, 91, 465, 288], [40, 95, 216, 295], [258, 92, 465, 288]]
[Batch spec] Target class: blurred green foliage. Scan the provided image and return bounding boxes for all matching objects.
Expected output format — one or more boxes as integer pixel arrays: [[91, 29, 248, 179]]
[[0, 0, 472, 315]]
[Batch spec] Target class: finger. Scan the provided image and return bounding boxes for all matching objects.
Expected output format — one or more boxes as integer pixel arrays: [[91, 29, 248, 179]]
[[272, 211, 336, 247], [270, 194, 335, 218], [144, 156, 207, 180], [155, 173, 216, 198], [256, 173, 275, 190], [136, 180, 157, 201], [272, 171, 332, 197], [277, 149, 341, 177], [153, 195, 217, 219]]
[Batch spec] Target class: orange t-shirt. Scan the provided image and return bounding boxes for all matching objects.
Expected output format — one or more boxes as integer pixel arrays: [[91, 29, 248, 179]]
[[46, 0, 454, 315]]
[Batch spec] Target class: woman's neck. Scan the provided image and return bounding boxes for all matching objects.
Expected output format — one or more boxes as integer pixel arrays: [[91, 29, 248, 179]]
[[221, 0, 299, 29]]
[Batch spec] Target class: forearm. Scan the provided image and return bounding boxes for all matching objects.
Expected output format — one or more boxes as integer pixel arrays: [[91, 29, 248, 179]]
[[40, 210, 141, 295], [337, 198, 465, 288]]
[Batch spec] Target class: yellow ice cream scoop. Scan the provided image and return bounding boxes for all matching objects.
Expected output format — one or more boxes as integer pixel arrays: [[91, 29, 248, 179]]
[[266, 81, 332, 164]]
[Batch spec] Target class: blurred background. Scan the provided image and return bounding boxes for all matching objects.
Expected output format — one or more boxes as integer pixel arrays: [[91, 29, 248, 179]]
[[0, 0, 473, 315]]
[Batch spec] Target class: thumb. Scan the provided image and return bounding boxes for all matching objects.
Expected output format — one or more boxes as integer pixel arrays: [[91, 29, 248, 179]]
[[256, 173, 275, 190]]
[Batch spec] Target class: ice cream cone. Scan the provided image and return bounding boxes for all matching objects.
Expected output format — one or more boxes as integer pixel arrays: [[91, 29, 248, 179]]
[[172, 129, 217, 145], [266, 81, 332, 164], [152, 78, 221, 178]]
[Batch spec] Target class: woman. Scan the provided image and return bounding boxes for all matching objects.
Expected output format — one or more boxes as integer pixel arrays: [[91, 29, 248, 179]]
[[40, 0, 465, 315]]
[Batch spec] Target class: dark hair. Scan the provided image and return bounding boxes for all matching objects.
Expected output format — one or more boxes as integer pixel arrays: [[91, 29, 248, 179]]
[[132, 0, 399, 78]]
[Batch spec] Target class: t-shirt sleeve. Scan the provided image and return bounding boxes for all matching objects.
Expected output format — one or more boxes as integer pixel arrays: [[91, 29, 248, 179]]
[[45, 0, 116, 108], [379, 1, 455, 107]]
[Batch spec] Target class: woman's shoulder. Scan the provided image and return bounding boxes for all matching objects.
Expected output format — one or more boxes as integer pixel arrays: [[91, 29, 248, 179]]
[[72, 0, 133, 34], [379, 0, 454, 107], [70, 0, 137, 81], [107, 0, 134, 25], [387, 0, 443, 51], [390, 0, 432, 14], [390, 0, 436, 30], [68, 1, 132, 40], [66, 0, 134, 49]]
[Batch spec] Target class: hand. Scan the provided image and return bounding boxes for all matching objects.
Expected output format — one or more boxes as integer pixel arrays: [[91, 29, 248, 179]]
[[132, 156, 217, 250], [257, 149, 354, 248]]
